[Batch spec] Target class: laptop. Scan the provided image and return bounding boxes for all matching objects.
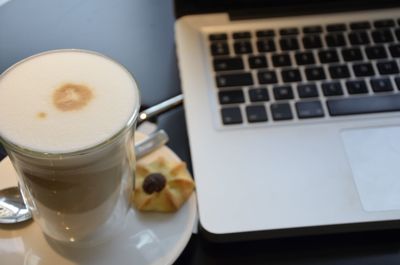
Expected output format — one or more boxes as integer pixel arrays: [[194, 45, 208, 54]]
[[174, 0, 400, 241]]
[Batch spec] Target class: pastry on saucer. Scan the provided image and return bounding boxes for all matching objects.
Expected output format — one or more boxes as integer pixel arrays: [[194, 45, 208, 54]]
[[133, 157, 195, 212]]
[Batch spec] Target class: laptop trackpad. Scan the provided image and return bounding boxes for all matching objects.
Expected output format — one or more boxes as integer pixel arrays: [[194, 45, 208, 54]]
[[341, 126, 400, 212]]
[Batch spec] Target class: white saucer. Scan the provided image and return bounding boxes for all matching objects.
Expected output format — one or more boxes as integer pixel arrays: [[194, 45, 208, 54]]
[[0, 132, 197, 265]]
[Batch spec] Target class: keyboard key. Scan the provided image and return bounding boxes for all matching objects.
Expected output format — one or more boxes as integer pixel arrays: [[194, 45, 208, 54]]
[[326, 23, 347, 32], [302, 35, 323, 49], [370, 78, 394, 92], [353, 63, 375, 77], [395, 28, 400, 41], [279, 27, 299, 35], [327, 94, 400, 116], [211, 42, 229, 56], [295, 52, 316, 65], [365, 45, 388, 59], [329, 64, 350, 79], [326, 33, 346, 47], [280, 37, 300, 51], [249, 88, 269, 102], [248, 55, 268, 69], [213, 57, 244, 71], [232, 31, 251, 39], [377, 61, 399, 75], [395, 77, 400, 89], [258, 70, 278, 84], [350, 21, 371, 30], [281, 69, 302, 83], [234, 41, 253, 54], [272, 53, 292, 67], [297, 83, 319, 98], [296, 101, 324, 119], [322, 82, 343, 96], [257, 38, 276, 52], [346, 80, 368, 94], [216, 73, 253, 87], [219, 90, 245, 104], [273, 85, 294, 100], [221, 107, 242, 125], [374, 19, 395, 28], [371, 29, 394, 43], [256, 29, 275, 38], [246, 105, 268, 123], [209, 33, 228, 41], [303, 25, 323, 34], [389, 44, 400, 57], [348, 31, 370, 45], [341, 48, 363, 61], [319, 49, 339, 63], [305, 67, 326, 81], [271, 103, 293, 121]]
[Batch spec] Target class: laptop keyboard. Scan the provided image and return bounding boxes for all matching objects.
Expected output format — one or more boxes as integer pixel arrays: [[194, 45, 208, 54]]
[[208, 18, 400, 126]]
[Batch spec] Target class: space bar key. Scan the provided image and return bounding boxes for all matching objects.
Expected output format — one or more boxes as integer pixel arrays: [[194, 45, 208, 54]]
[[327, 94, 400, 116]]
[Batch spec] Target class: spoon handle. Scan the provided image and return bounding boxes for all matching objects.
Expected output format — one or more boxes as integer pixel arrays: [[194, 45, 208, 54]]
[[135, 130, 169, 159]]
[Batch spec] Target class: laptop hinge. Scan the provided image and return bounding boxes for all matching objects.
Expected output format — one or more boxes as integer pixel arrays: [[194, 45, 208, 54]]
[[229, 1, 400, 21]]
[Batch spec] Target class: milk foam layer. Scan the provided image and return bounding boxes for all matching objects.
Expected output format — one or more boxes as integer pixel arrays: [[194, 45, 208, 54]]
[[0, 50, 139, 153]]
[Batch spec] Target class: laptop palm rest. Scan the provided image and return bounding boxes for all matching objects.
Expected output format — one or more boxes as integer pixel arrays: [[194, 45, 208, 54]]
[[341, 126, 400, 212]]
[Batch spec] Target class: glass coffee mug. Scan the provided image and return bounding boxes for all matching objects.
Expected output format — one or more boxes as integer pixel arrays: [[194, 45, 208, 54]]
[[0, 50, 140, 247]]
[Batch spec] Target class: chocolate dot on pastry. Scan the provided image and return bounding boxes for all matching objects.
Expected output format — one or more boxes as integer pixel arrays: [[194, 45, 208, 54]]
[[142, 173, 166, 194]]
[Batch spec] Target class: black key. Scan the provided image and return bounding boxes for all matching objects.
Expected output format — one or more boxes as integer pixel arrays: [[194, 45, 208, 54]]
[[295, 52, 316, 65], [258, 70, 278, 84], [329, 64, 350, 79], [210, 42, 229, 56], [257, 39, 276, 52], [249, 88, 269, 102], [219, 90, 245, 104], [346, 80, 368, 94], [248, 55, 268, 69], [213, 57, 244, 71], [279, 28, 299, 35], [395, 28, 400, 41], [395, 77, 400, 89], [216, 73, 253, 87], [370, 78, 394, 92], [374, 19, 395, 28], [326, 23, 347, 32], [221, 107, 242, 125], [281, 69, 302, 83], [327, 94, 400, 116], [371, 29, 394, 43], [271, 103, 293, 121], [297, 83, 319, 98], [246, 105, 268, 123], [296, 101, 324, 119], [209, 33, 228, 41], [318, 49, 339, 63], [273, 85, 294, 100], [353, 63, 375, 77], [350, 21, 371, 30], [305, 67, 326, 81], [256, 29, 275, 38], [365, 45, 388, 59], [272, 53, 292, 67], [322, 82, 343, 96], [389, 44, 400, 57], [232, 31, 251, 39], [234, 41, 253, 54], [326, 33, 346, 47], [377, 61, 399, 75], [341, 48, 363, 61], [302, 35, 323, 49], [348, 31, 370, 45], [280, 37, 300, 51], [303, 25, 323, 34]]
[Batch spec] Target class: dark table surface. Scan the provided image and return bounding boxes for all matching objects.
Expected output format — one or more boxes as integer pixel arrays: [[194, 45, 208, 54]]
[[1, 0, 400, 264]]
